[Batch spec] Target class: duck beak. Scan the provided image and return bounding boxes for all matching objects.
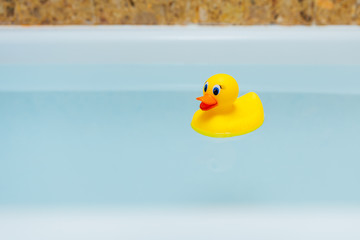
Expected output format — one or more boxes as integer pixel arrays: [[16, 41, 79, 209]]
[[196, 94, 218, 111]]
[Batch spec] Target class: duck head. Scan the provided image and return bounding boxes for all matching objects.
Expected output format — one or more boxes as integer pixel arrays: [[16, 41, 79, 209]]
[[196, 74, 239, 111]]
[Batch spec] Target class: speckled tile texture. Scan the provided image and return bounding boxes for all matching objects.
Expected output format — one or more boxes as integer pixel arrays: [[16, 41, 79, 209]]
[[14, 0, 94, 24], [93, 0, 188, 24], [196, 0, 244, 24], [315, 0, 355, 25], [0, 0, 16, 24], [274, 0, 314, 25], [15, 0, 63, 25], [0, 0, 359, 25], [243, 0, 272, 25], [356, 0, 360, 24]]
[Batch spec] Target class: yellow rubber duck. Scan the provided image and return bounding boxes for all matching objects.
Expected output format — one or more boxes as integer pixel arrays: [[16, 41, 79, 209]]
[[191, 74, 264, 138]]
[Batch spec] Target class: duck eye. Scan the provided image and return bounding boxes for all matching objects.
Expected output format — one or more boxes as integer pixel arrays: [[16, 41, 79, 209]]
[[204, 82, 208, 92], [213, 85, 220, 96]]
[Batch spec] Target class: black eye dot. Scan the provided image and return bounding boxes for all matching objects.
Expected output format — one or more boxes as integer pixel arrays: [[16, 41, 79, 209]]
[[204, 83, 208, 92], [213, 86, 220, 95]]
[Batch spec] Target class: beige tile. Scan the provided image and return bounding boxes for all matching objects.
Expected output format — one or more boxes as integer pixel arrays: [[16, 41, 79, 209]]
[[0, 0, 16, 24], [354, 0, 360, 24], [132, 0, 165, 24], [93, 0, 135, 24], [194, 0, 244, 25], [63, 0, 95, 24], [314, 0, 355, 25], [2, 0, 358, 25], [128, 0, 190, 25], [274, 0, 314, 25], [145, 0, 189, 25], [94, 0, 190, 25], [94, 0, 167, 25], [243, 0, 272, 25], [16, 0, 66, 24]]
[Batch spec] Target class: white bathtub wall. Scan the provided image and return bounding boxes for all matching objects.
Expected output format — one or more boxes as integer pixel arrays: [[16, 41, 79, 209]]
[[1, 26, 360, 94], [2, 26, 360, 65]]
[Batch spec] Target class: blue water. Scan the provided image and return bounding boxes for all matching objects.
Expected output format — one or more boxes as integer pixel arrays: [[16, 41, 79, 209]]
[[1, 64, 360, 206]]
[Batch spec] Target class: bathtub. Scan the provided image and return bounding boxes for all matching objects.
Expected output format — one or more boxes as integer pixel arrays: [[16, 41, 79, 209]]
[[1, 26, 360, 239]]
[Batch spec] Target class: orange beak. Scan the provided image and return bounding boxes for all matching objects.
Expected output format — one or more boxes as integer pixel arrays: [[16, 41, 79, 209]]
[[196, 94, 218, 111]]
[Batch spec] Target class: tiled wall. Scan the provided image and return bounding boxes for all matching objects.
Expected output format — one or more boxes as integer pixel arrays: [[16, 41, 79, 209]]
[[1, 0, 360, 25]]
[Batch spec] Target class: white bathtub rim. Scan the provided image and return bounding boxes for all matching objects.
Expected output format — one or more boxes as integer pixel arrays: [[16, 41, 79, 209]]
[[1, 26, 360, 65]]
